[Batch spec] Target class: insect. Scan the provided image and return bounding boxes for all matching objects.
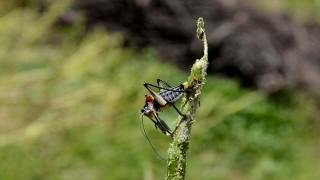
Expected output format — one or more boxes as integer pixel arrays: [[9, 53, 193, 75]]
[[140, 79, 190, 136]]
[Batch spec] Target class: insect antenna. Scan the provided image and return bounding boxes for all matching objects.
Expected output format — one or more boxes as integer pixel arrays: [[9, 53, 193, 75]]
[[140, 115, 165, 148], [140, 114, 166, 161]]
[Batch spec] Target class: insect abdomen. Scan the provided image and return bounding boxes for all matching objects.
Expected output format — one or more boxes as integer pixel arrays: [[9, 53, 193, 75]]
[[159, 84, 184, 103]]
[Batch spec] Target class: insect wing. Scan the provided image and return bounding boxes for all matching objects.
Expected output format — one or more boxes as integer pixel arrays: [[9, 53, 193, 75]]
[[145, 84, 167, 106]]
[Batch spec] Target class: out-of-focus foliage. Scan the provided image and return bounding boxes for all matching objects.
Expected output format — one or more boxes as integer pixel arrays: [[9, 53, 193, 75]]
[[0, 1, 319, 180], [250, 0, 320, 23]]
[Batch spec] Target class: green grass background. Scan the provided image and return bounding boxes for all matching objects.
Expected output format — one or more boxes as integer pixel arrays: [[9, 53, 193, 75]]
[[0, 1, 319, 179]]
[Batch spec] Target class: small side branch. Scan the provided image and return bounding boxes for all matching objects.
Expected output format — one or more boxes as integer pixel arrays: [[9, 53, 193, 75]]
[[166, 17, 208, 180]]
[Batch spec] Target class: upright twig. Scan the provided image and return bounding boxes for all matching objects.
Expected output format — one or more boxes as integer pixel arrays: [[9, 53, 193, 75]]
[[166, 17, 208, 180]]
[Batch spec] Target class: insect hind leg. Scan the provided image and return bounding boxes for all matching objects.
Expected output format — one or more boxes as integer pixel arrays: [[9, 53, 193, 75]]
[[157, 79, 172, 90], [144, 83, 189, 93], [171, 103, 187, 117]]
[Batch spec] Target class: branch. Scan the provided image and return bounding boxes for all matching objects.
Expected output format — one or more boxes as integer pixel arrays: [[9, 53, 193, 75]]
[[166, 17, 208, 180]]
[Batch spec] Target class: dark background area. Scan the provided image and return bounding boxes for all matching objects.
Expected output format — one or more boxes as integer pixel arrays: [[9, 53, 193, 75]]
[[62, 0, 320, 93]]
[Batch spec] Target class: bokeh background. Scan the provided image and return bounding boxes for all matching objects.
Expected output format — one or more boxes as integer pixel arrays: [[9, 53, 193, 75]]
[[0, 0, 319, 179]]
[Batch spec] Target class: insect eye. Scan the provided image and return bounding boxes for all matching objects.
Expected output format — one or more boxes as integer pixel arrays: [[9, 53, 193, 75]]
[[141, 109, 145, 113]]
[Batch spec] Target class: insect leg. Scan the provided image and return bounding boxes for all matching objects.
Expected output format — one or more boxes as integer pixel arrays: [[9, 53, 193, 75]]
[[149, 118, 158, 129], [144, 83, 189, 93], [171, 103, 186, 116], [153, 112, 172, 136], [157, 79, 172, 90], [144, 84, 167, 106], [157, 79, 168, 93]]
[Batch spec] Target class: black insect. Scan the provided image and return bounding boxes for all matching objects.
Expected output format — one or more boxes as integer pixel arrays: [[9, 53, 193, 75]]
[[140, 79, 189, 136]]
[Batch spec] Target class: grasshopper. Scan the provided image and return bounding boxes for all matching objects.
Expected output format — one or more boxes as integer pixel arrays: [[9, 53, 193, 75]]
[[140, 79, 189, 136]]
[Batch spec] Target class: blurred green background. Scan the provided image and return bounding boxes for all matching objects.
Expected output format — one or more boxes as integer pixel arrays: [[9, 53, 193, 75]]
[[0, 1, 319, 180]]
